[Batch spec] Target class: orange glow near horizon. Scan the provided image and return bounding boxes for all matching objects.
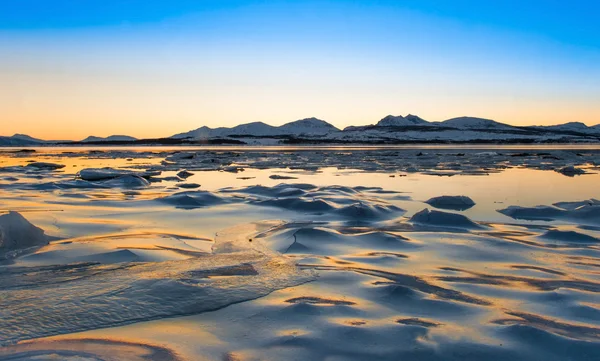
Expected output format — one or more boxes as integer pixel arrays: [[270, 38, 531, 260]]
[[3, 75, 599, 140], [2, 2, 599, 140]]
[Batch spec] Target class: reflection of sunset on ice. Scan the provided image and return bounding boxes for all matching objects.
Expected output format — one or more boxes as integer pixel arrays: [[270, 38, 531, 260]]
[[1, 147, 599, 360]]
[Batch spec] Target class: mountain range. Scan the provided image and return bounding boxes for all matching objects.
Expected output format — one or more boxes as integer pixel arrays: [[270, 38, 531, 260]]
[[171, 118, 339, 139], [2, 115, 599, 146]]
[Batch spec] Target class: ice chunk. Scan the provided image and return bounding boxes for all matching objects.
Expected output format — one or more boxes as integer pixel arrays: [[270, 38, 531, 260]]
[[425, 195, 475, 211], [177, 183, 201, 189], [177, 170, 194, 178], [555, 165, 586, 176], [539, 230, 599, 244], [78, 168, 160, 181], [335, 202, 404, 221], [498, 203, 600, 225], [25, 162, 65, 170], [157, 191, 226, 208], [0, 212, 49, 259], [553, 199, 600, 211], [269, 174, 298, 180], [101, 175, 150, 188], [410, 208, 483, 229], [497, 205, 566, 221]]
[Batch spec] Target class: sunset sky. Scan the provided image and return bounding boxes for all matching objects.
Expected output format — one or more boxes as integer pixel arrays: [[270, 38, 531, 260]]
[[1, 0, 599, 140]]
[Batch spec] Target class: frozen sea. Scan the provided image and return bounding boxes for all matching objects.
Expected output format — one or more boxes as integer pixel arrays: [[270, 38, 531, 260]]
[[0, 145, 599, 360]]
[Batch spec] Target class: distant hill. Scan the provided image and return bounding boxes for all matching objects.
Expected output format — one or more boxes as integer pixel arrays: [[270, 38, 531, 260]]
[[376, 114, 431, 127], [436, 116, 518, 131], [81, 135, 138, 143], [2, 115, 599, 146], [0, 134, 47, 146], [531, 122, 600, 135], [171, 117, 339, 139], [278, 117, 340, 135]]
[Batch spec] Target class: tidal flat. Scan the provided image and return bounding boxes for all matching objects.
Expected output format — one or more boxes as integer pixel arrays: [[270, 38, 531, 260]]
[[0, 146, 599, 360]]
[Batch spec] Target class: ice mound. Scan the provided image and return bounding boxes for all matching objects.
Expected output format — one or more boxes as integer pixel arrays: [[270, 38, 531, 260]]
[[20, 248, 143, 266], [177, 183, 201, 189], [221, 183, 317, 198], [52, 179, 110, 189], [255, 223, 415, 256], [285, 296, 355, 305], [268, 227, 346, 255], [78, 167, 161, 181], [223, 183, 404, 220], [177, 169, 194, 178], [269, 174, 298, 180], [0, 212, 49, 260], [0, 223, 314, 345], [409, 208, 483, 229], [538, 230, 599, 244], [425, 195, 475, 211], [256, 197, 337, 212], [396, 317, 441, 327], [555, 165, 586, 176], [0, 338, 180, 361], [28, 176, 151, 191], [334, 202, 404, 220], [100, 175, 150, 188], [13, 232, 213, 267], [157, 190, 227, 209], [25, 162, 65, 170], [499, 201, 600, 225], [553, 199, 600, 210], [498, 205, 566, 221]]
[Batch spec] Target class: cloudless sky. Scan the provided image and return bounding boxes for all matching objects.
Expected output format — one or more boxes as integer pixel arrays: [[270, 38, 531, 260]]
[[1, 0, 599, 139]]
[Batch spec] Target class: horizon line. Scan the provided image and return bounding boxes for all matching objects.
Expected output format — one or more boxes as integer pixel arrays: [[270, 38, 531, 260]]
[[2, 114, 599, 141]]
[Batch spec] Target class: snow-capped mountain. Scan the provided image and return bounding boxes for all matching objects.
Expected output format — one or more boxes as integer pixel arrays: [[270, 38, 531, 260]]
[[2, 115, 599, 146], [172, 118, 338, 139], [172, 122, 280, 139], [278, 118, 339, 135], [532, 122, 600, 134], [376, 114, 430, 127], [171, 126, 218, 139], [81, 135, 138, 142], [437, 116, 518, 130], [227, 122, 282, 136]]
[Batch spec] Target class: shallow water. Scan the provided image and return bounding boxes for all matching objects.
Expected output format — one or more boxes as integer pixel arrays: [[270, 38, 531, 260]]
[[0, 147, 599, 360]]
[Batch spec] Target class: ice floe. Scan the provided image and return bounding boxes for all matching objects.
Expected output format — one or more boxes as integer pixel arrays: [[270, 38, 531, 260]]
[[538, 230, 599, 244], [556, 165, 586, 176], [498, 200, 600, 225], [218, 183, 404, 220], [410, 208, 484, 229], [424, 195, 475, 210], [25, 162, 65, 170], [78, 167, 161, 181], [0, 212, 50, 260], [157, 191, 227, 208]]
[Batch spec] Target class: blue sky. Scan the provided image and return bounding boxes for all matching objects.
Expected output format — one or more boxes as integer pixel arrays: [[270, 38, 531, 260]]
[[1, 0, 599, 138]]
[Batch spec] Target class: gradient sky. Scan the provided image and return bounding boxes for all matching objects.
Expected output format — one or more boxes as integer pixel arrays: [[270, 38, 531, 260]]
[[1, 0, 599, 139]]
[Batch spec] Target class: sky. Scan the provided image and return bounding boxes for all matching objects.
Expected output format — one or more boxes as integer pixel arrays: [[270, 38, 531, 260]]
[[1, 0, 599, 140]]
